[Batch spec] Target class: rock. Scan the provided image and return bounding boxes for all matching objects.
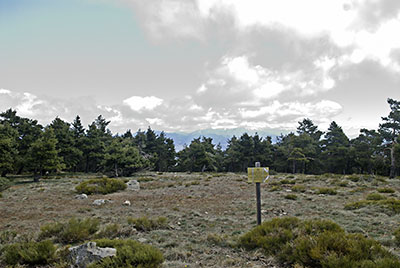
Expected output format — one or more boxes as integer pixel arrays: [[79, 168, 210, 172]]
[[138, 238, 147, 243], [123, 200, 131, 206], [126, 180, 140, 191], [93, 199, 106, 206], [69, 241, 116, 268], [75, 194, 88, 200]]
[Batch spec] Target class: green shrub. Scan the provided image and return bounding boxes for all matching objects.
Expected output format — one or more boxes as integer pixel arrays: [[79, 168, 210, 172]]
[[347, 175, 360, 182], [0, 230, 17, 245], [127, 216, 168, 231], [3, 240, 56, 265], [206, 233, 227, 246], [366, 193, 387, 201], [394, 227, 400, 246], [39, 218, 100, 244], [87, 239, 164, 268], [316, 187, 337, 195], [281, 179, 296, 185], [338, 181, 348, 187], [285, 194, 298, 200], [344, 200, 372, 210], [75, 178, 127, 195], [239, 217, 400, 267], [344, 198, 400, 214], [378, 187, 395, 194], [292, 185, 306, 193], [0, 177, 11, 192], [269, 186, 282, 192], [96, 223, 121, 239]]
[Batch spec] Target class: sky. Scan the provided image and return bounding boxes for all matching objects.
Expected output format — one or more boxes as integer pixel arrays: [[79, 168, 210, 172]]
[[1, 0, 400, 137]]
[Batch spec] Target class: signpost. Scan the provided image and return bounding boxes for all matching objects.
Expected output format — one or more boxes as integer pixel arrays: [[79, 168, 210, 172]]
[[247, 162, 270, 225]]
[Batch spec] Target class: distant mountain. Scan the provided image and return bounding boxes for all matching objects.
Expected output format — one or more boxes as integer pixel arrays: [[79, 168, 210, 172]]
[[160, 128, 289, 151]]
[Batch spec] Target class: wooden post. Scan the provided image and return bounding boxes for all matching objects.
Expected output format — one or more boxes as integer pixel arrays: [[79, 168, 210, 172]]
[[255, 162, 261, 225]]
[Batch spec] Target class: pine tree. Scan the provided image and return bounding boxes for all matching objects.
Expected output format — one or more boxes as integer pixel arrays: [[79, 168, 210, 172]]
[[0, 122, 18, 176], [27, 127, 64, 181], [379, 98, 400, 178]]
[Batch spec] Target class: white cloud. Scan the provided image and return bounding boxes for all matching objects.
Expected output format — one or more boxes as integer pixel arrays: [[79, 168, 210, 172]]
[[146, 117, 164, 125], [15, 92, 43, 116], [239, 100, 342, 122], [0, 89, 11, 95], [123, 96, 164, 112]]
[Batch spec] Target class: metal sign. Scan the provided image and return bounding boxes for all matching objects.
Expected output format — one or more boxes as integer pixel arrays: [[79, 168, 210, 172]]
[[247, 167, 270, 183]]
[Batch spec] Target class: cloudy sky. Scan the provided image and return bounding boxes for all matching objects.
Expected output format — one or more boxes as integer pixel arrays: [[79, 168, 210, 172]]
[[1, 0, 400, 137]]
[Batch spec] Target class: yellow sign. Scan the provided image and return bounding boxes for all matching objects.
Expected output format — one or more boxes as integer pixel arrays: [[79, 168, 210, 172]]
[[247, 167, 270, 183]]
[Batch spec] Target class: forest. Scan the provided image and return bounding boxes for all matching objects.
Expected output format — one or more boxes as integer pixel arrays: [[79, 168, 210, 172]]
[[0, 98, 399, 179]]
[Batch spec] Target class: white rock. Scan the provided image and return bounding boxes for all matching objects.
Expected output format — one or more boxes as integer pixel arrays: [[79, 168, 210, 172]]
[[75, 194, 88, 200], [138, 238, 147, 243], [93, 199, 106, 206], [126, 180, 140, 191], [123, 200, 131, 206], [69, 242, 116, 268]]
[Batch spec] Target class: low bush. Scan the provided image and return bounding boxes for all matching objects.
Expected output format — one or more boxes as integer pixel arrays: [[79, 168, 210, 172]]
[[316, 187, 337, 195], [285, 194, 298, 200], [127, 216, 168, 231], [39, 217, 100, 244], [347, 175, 360, 182], [95, 223, 121, 239], [344, 198, 400, 214], [281, 179, 296, 185], [269, 186, 282, 192], [206, 233, 227, 247], [344, 200, 372, 210], [2, 240, 56, 266], [75, 178, 127, 195], [239, 217, 400, 268], [87, 239, 164, 268], [394, 227, 400, 246], [0, 230, 17, 245], [378, 187, 395, 194], [0, 177, 11, 192], [291, 185, 306, 192], [366, 193, 387, 201]]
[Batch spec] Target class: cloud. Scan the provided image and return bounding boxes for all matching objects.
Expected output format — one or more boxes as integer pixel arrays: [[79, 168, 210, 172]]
[[123, 96, 163, 112], [196, 55, 338, 109], [126, 0, 400, 72]]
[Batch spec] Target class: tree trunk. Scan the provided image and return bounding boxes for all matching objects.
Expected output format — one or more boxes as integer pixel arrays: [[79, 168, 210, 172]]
[[292, 160, 296, 174], [114, 162, 118, 177], [390, 145, 396, 179]]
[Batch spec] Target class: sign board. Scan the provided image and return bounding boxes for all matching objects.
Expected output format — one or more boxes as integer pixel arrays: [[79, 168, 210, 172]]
[[247, 167, 270, 183]]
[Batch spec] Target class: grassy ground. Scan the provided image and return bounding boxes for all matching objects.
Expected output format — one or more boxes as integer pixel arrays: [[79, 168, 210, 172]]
[[1, 172, 400, 267]]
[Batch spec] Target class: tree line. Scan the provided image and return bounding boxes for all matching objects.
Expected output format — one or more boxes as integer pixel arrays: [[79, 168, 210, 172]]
[[0, 98, 399, 179]]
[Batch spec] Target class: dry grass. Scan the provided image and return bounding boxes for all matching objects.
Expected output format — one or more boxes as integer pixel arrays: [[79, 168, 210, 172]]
[[1, 172, 400, 267]]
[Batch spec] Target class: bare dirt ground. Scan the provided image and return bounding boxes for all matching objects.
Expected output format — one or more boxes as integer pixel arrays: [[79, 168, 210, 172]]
[[1, 172, 400, 267]]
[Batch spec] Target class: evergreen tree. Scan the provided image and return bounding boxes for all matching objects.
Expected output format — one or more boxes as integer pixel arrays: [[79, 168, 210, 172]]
[[321, 121, 350, 174], [0, 109, 43, 174], [103, 137, 148, 176], [351, 129, 384, 174], [0, 122, 18, 176], [50, 117, 82, 171], [27, 127, 64, 181], [379, 98, 400, 178], [71, 115, 86, 172]]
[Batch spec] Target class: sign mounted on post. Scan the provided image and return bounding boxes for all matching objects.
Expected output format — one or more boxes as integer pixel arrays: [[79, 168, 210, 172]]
[[247, 167, 270, 183]]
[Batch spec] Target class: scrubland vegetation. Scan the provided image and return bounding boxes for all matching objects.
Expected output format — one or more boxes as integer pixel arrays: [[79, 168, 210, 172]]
[[1, 172, 400, 267]]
